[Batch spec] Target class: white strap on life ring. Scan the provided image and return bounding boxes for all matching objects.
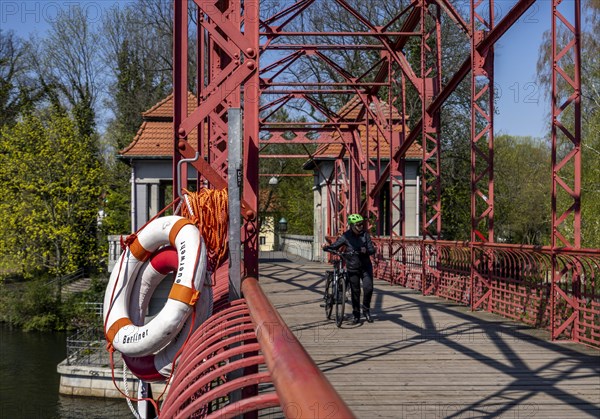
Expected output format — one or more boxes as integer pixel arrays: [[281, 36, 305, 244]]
[[103, 215, 208, 358]]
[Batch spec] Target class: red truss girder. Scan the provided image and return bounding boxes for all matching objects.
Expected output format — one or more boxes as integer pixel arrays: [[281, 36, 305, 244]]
[[258, 0, 426, 229], [470, 2, 495, 245], [174, 0, 260, 276], [371, 0, 537, 199], [550, 0, 582, 341], [173, 0, 583, 343], [470, 0, 495, 311], [420, 1, 442, 243]]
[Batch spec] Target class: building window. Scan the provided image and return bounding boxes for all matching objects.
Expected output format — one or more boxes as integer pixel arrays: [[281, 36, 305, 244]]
[[259, 236, 266, 245]]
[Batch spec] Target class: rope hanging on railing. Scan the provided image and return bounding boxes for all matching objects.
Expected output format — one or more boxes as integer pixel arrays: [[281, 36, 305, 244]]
[[181, 187, 229, 271]]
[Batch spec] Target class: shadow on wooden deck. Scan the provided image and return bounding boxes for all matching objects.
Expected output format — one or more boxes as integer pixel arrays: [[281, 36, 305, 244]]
[[258, 252, 600, 419]]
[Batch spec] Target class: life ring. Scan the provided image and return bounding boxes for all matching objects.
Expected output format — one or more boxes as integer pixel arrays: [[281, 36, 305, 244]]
[[121, 246, 213, 382], [103, 215, 209, 358]]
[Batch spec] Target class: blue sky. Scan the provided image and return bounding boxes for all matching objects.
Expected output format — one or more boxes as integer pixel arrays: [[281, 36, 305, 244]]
[[0, 1, 129, 35], [0, 0, 583, 139], [493, 1, 555, 139]]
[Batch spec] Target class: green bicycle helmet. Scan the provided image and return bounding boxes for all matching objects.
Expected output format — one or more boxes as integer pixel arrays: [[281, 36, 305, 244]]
[[348, 213, 364, 225]]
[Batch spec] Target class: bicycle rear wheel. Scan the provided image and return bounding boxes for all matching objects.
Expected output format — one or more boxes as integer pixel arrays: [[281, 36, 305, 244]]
[[335, 273, 346, 327], [324, 272, 333, 320]]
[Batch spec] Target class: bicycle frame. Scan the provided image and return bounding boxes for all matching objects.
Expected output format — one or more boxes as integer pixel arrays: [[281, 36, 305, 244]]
[[324, 250, 352, 327]]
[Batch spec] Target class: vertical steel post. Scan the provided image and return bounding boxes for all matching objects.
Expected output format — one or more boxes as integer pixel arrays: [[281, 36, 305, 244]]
[[551, 0, 582, 340], [389, 73, 406, 240], [470, 0, 495, 311], [228, 108, 242, 301], [173, 0, 188, 194], [420, 1, 442, 241], [470, 0, 495, 244], [420, 1, 443, 296], [551, 0, 582, 249], [242, 0, 260, 278]]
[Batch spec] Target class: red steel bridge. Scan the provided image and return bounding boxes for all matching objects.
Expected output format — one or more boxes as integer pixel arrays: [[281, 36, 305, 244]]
[[155, 0, 598, 417]]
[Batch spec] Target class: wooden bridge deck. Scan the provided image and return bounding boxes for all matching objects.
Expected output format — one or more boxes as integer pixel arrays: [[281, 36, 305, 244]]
[[258, 253, 600, 419]]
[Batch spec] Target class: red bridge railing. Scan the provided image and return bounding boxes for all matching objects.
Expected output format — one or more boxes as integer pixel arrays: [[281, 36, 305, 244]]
[[161, 267, 355, 418], [373, 238, 600, 348]]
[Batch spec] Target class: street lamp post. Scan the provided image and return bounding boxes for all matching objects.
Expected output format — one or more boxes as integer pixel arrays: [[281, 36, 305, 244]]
[[278, 217, 287, 251]]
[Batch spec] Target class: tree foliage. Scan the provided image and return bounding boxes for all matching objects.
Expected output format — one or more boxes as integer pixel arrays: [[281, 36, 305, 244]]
[[259, 109, 316, 235], [101, 3, 173, 147], [0, 30, 42, 127], [29, 6, 103, 138], [97, 0, 194, 235], [494, 135, 551, 245], [0, 109, 103, 278]]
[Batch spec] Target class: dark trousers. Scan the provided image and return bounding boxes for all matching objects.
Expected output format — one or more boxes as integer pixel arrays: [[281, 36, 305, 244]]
[[347, 269, 373, 316]]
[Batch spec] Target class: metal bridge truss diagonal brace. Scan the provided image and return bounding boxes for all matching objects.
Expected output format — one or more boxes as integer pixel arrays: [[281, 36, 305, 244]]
[[420, 1, 443, 296], [551, 0, 581, 250], [552, 256, 583, 340], [332, 159, 351, 234], [373, 0, 539, 204], [389, 72, 408, 240], [180, 63, 254, 139], [420, 1, 442, 244], [551, 0, 582, 342], [470, 1, 495, 245], [470, 0, 496, 310], [471, 246, 494, 311]]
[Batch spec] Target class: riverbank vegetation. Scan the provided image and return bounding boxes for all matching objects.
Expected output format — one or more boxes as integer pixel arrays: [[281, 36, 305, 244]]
[[0, 277, 105, 332]]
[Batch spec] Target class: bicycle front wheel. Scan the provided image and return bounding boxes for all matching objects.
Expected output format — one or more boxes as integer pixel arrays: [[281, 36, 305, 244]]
[[324, 272, 334, 320], [335, 273, 346, 327]]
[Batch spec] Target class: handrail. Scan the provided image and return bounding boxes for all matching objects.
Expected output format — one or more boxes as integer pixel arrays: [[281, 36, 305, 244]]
[[47, 267, 85, 286], [241, 276, 356, 418], [371, 237, 600, 348]]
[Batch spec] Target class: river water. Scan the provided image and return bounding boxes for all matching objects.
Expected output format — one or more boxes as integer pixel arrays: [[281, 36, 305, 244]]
[[0, 324, 133, 419]]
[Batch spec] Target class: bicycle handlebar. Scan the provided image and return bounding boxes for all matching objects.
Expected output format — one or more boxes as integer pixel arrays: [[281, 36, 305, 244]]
[[324, 249, 357, 257]]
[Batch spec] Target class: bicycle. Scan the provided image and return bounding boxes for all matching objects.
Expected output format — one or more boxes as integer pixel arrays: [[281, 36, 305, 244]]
[[323, 249, 354, 327]]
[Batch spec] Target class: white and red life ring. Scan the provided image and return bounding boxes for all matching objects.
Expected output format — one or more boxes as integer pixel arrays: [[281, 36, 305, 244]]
[[103, 215, 211, 364], [120, 246, 212, 381]]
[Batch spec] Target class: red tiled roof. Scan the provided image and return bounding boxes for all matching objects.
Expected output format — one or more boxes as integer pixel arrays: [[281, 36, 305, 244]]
[[142, 92, 198, 119], [312, 126, 422, 160], [337, 96, 403, 121], [120, 92, 198, 158], [121, 93, 420, 160], [120, 121, 199, 157]]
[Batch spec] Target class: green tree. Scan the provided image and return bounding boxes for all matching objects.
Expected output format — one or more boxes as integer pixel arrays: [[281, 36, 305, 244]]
[[259, 109, 316, 235], [0, 30, 42, 127], [99, 36, 170, 236], [494, 135, 551, 245], [99, 1, 187, 235], [0, 109, 104, 279], [582, 104, 600, 247], [28, 6, 103, 139]]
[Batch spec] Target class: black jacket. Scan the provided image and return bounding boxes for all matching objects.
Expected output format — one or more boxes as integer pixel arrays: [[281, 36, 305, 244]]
[[324, 229, 376, 272]]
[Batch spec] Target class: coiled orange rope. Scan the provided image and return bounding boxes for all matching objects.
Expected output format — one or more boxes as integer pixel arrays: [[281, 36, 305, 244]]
[[181, 187, 229, 270]]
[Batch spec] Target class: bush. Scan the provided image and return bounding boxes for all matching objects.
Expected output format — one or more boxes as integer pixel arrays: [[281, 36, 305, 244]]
[[0, 276, 106, 332]]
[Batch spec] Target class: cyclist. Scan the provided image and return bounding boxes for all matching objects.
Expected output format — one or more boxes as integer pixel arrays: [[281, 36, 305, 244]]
[[322, 213, 376, 324]]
